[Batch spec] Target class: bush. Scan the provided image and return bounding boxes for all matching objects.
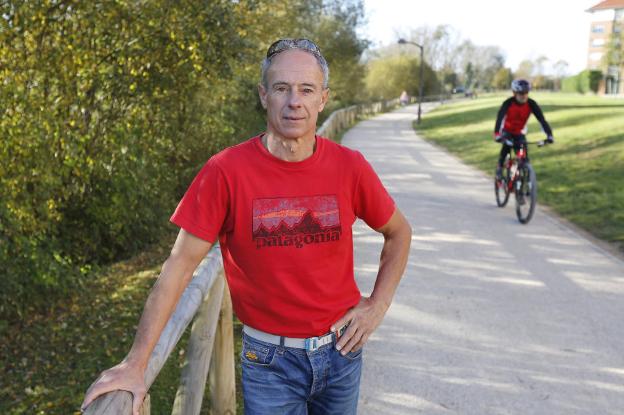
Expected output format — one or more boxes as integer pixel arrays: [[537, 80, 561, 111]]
[[365, 54, 438, 100], [0, 0, 371, 321], [0, 1, 263, 319], [561, 70, 603, 94]]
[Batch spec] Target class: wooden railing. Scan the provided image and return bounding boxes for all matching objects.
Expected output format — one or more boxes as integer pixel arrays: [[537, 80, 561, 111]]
[[317, 94, 452, 140], [317, 98, 400, 140], [84, 246, 235, 415]]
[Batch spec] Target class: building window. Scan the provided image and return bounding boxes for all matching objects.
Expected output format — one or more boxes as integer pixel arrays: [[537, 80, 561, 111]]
[[592, 38, 606, 47], [590, 52, 603, 61], [592, 25, 605, 33]]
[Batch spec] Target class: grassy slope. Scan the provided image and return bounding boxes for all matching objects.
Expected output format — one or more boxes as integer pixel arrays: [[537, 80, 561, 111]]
[[416, 92, 624, 251], [0, 229, 244, 415]]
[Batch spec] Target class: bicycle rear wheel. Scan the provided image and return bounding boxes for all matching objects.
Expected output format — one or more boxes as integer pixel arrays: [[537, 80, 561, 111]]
[[494, 158, 510, 207], [515, 163, 537, 224]]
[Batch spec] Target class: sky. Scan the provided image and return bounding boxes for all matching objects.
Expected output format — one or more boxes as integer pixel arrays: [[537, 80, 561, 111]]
[[361, 0, 602, 75]]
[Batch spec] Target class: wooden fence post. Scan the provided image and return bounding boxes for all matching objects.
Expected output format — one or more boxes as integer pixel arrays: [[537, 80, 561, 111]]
[[141, 394, 151, 415], [171, 273, 226, 415], [209, 281, 236, 415]]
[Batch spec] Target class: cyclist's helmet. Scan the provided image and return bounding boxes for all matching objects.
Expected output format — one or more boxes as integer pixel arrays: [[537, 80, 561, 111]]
[[511, 79, 531, 93]]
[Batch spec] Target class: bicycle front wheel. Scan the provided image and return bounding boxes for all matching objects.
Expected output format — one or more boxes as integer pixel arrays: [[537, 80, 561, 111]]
[[494, 159, 510, 207], [515, 163, 537, 224]]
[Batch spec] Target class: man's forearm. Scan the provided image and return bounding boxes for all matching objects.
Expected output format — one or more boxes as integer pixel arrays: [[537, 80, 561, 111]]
[[332, 213, 411, 354], [370, 220, 412, 310], [124, 254, 200, 370]]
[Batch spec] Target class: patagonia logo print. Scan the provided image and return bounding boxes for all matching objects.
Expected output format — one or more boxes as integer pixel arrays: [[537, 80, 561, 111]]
[[252, 195, 342, 249]]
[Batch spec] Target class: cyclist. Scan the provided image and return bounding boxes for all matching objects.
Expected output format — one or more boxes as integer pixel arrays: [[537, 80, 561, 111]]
[[494, 79, 554, 178]]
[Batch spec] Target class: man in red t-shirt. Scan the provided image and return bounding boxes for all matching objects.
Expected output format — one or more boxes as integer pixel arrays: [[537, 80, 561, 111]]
[[82, 38, 412, 415]]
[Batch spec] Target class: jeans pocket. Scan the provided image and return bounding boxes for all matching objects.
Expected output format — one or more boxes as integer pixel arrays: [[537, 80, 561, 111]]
[[341, 346, 363, 361], [241, 334, 277, 367]]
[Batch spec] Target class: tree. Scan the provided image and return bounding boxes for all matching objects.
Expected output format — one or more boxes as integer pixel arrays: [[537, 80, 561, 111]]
[[1, 0, 255, 318], [515, 59, 535, 80], [302, 0, 370, 107], [553, 60, 569, 90], [493, 67, 514, 90], [532, 56, 551, 89], [405, 24, 462, 73], [464, 62, 476, 89], [603, 20, 623, 71], [365, 54, 437, 100], [600, 20, 624, 93], [387, 25, 505, 92], [0, 0, 371, 320], [453, 40, 506, 90]]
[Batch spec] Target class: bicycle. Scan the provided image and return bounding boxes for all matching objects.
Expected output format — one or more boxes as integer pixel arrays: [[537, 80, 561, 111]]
[[494, 138, 550, 224]]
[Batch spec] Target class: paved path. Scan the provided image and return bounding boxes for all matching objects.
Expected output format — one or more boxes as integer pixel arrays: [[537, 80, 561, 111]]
[[344, 103, 624, 415]]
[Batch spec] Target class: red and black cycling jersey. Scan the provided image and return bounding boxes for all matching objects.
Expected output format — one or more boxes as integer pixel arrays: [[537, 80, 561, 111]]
[[494, 97, 552, 136]]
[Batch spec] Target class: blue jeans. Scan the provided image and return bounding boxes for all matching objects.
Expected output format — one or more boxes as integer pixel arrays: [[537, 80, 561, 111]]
[[241, 332, 363, 414]]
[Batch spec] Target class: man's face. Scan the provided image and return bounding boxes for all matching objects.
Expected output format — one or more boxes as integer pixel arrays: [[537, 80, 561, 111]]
[[514, 91, 529, 104], [258, 49, 329, 140]]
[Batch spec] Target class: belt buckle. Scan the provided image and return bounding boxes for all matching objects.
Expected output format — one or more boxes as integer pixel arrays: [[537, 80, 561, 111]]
[[304, 336, 320, 351], [336, 323, 349, 339]]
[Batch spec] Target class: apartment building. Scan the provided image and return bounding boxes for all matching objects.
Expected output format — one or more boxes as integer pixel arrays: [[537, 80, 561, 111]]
[[587, 0, 624, 94]]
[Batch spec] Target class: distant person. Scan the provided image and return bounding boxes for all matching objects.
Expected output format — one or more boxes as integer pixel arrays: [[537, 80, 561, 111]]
[[493, 79, 554, 178], [400, 90, 409, 106], [81, 38, 412, 415]]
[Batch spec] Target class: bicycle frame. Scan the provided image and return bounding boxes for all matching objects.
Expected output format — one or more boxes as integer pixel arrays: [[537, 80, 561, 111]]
[[503, 144, 526, 193], [502, 139, 545, 193], [494, 137, 550, 222]]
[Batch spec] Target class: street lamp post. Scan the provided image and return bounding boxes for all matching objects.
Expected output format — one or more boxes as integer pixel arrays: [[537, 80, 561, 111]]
[[398, 38, 424, 124]]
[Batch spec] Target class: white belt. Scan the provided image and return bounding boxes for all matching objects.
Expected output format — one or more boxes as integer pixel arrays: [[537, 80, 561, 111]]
[[243, 325, 345, 352]]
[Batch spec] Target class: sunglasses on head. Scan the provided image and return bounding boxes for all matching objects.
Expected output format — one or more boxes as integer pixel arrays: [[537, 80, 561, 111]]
[[266, 38, 322, 59]]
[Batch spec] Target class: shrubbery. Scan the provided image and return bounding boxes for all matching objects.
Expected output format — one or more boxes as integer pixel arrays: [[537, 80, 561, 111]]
[[364, 54, 437, 100], [0, 0, 368, 320], [561, 70, 603, 94]]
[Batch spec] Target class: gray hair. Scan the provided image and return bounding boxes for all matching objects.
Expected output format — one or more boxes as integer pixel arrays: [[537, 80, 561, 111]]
[[261, 38, 330, 89]]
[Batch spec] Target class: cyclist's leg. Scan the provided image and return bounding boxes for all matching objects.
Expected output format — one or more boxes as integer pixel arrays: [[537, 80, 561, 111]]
[[498, 143, 510, 168], [497, 144, 510, 179], [520, 135, 529, 162], [512, 134, 525, 167]]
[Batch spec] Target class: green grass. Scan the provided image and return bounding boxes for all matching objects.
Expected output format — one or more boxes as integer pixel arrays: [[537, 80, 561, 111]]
[[0, 230, 245, 415], [416, 92, 624, 251]]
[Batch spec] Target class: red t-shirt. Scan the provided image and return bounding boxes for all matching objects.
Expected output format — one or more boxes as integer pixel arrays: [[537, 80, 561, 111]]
[[170, 134, 395, 337]]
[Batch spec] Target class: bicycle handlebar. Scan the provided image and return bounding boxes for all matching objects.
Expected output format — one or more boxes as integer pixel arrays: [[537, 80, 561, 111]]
[[501, 139, 551, 147]]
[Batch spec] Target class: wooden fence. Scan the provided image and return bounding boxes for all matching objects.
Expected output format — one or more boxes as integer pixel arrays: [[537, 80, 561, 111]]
[[317, 94, 451, 140], [84, 246, 235, 415], [317, 98, 399, 140]]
